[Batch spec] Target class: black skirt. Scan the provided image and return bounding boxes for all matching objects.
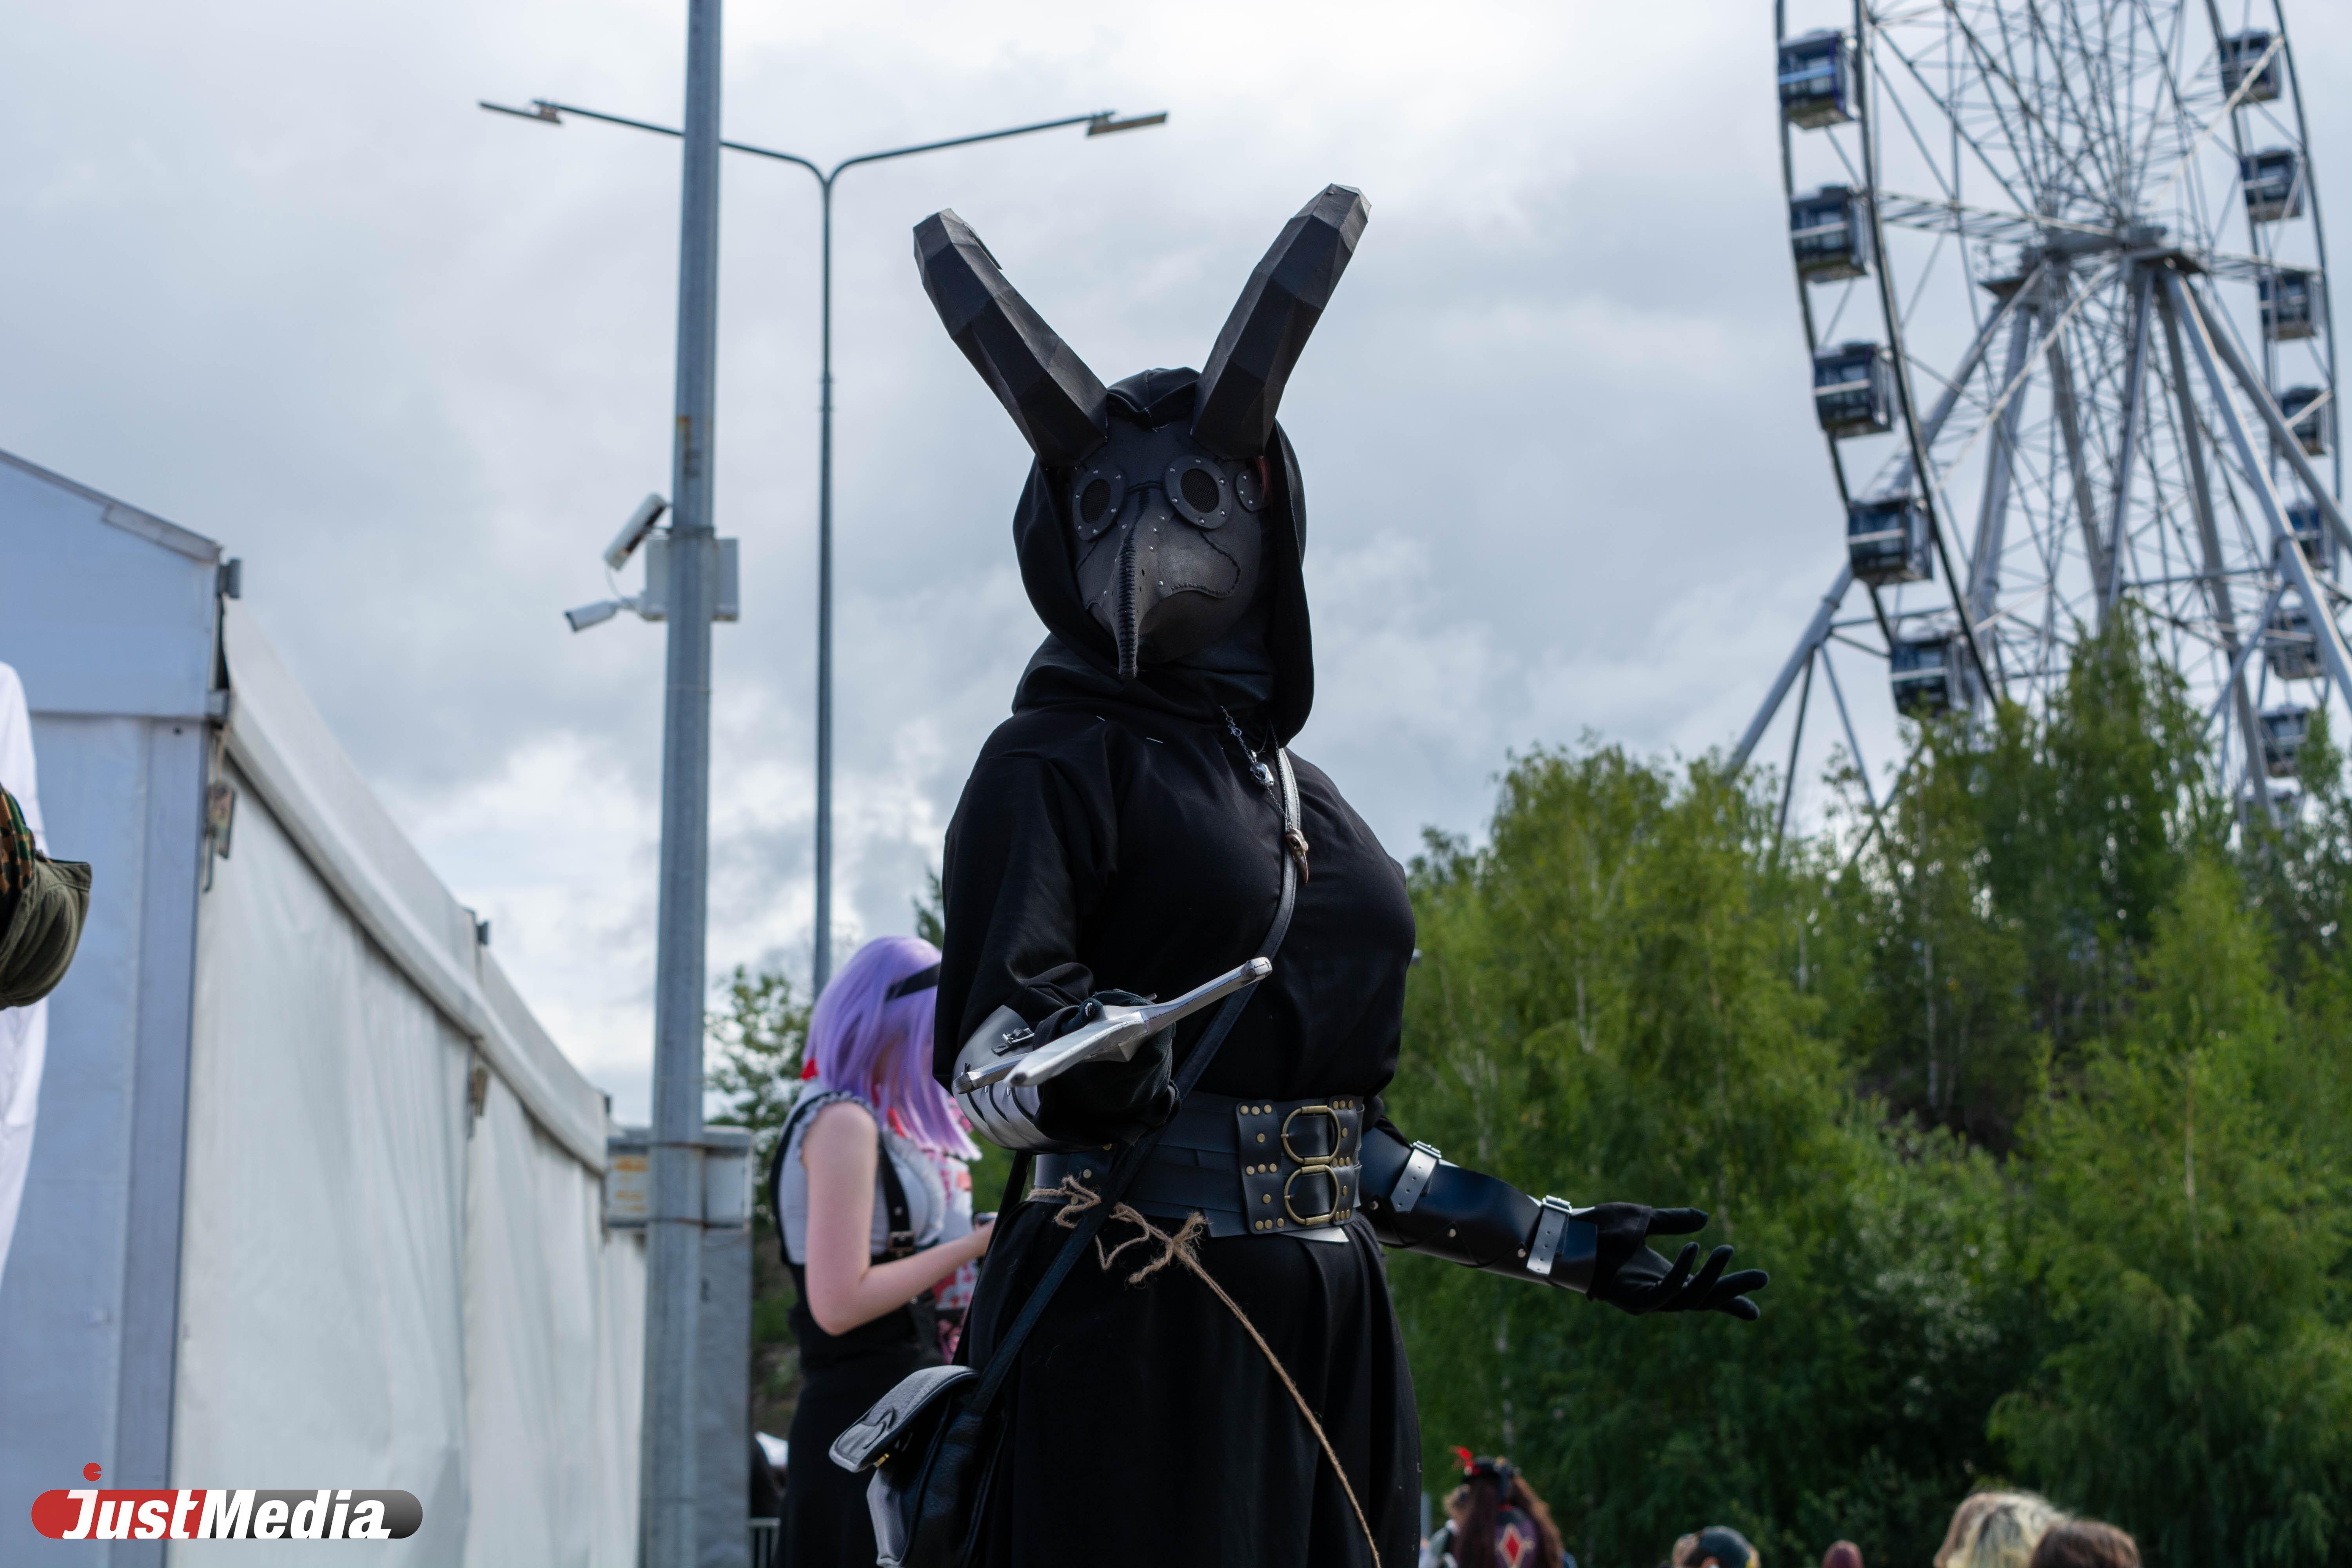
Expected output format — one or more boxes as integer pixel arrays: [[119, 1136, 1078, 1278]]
[[782, 1343, 936, 1568], [960, 1200, 1422, 1568]]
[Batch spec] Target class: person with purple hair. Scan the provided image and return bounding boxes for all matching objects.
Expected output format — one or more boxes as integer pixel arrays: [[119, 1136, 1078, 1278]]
[[767, 935, 993, 1568]]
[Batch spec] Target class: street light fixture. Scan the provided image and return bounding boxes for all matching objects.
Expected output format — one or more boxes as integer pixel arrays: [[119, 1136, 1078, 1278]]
[[487, 93, 1166, 989]]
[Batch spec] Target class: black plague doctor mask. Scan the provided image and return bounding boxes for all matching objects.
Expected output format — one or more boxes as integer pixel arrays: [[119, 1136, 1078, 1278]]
[[915, 185, 1368, 736]]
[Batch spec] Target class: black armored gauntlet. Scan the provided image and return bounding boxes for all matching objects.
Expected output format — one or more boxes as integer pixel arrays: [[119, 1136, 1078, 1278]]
[[1359, 1123, 1599, 1289], [1359, 1123, 1768, 1320]]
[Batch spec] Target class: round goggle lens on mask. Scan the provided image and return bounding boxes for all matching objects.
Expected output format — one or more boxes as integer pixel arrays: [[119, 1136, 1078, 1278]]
[[1069, 461, 1125, 539], [1164, 456, 1232, 529]]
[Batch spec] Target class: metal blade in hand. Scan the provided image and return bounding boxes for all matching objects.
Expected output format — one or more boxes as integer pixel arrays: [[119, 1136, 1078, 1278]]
[[998, 957, 1272, 1091]]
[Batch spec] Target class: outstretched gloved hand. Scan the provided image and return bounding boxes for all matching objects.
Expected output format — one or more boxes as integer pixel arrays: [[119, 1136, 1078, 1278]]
[[1584, 1204, 1767, 1320], [1032, 991, 1177, 1145]]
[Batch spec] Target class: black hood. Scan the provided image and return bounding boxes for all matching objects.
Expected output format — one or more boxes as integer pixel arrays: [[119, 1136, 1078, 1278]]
[[913, 185, 1368, 744], [1010, 367, 1314, 743]]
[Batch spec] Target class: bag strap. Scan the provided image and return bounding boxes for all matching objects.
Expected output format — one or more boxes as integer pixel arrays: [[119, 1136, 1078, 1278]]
[[877, 1134, 918, 1259], [968, 746, 1303, 1408]]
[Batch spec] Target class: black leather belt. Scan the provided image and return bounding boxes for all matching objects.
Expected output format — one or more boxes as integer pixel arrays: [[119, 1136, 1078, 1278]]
[[1031, 1090, 1367, 1240]]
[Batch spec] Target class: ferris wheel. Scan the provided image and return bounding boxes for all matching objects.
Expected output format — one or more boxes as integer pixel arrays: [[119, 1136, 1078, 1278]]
[[1734, 0, 2345, 829]]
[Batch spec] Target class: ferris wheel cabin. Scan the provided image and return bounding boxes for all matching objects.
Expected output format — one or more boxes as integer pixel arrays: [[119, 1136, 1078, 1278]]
[[1889, 638, 1960, 719], [2285, 501, 2334, 572], [2242, 148, 2307, 223], [1847, 495, 1932, 586], [1814, 342, 1896, 437], [2261, 269, 2322, 341], [1777, 30, 1855, 129], [2261, 705, 2312, 777], [1791, 185, 1871, 282], [2266, 599, 2325, 682], [2279, 387, 2330, 457], [2219, 31, 2284, 105]]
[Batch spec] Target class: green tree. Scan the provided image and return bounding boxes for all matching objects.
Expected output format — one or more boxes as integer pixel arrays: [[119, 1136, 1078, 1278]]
[[1391, 746, 2029, 1568], [1966, 613, 2214, 1058], [2242, 708, 2352, 1000], [1831, 746, 2045, 1145], [1821, 613, 2212, 1148], [708, 964, 812, 1440], [1991, 856, 2352, 1563], [708, 964, 812, 1191]]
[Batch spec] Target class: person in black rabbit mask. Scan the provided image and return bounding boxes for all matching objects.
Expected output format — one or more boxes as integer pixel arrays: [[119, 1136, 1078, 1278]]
[[915, 186, 1767, 1568]]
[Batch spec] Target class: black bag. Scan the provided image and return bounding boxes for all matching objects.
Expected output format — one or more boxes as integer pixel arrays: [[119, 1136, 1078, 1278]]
[[830, 746, 1306, 1568]]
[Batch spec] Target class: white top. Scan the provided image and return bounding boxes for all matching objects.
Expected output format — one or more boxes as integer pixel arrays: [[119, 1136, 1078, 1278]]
[[774, 1080, 971, 1265]]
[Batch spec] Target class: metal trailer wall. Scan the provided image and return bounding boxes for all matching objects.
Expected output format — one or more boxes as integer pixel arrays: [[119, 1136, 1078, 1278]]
[[0, 451, 216, 1562], [0, 450, 651, 1563]]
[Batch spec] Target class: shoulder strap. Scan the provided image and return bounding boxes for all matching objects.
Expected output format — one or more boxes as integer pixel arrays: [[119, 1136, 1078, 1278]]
[[969, 746, 1303, 1407], [875, 1125, 918, 1259]]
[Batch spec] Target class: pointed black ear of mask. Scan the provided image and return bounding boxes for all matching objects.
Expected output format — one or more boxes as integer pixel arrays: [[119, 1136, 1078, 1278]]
[[1191, 184, 1370, 461], [915, 209, 1110, 466]]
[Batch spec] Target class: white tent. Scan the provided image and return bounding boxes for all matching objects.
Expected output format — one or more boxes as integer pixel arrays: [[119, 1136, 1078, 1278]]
[[0, 449, 646, 1566]]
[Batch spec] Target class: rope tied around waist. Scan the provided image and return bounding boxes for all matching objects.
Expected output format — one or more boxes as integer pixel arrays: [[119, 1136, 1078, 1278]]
[[1027, 1175, 1381, 1566]]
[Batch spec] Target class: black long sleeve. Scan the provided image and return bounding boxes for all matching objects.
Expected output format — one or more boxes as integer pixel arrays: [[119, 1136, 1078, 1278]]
[[934, 699, 1416, 1104]]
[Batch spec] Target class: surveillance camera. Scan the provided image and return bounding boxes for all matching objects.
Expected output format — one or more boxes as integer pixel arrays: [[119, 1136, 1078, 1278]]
[[604, 494, 669, 572], [565, 599, 625, 633]]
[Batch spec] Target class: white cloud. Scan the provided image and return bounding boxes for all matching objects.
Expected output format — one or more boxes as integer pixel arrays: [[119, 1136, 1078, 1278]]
[[7, 0, 2348, 1117]]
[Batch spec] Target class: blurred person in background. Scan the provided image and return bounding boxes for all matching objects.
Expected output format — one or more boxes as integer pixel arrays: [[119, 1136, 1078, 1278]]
[[1672, 1525, 1759, 1568], [1418, 1451, 1570, 1568], [766, 936, 994, 1568], [1934, 1491, 2066, 1568], [0, 661, 89, 1292], [1820, 1541, 1862, 1568], [2025, 1521, 2137, 1568]]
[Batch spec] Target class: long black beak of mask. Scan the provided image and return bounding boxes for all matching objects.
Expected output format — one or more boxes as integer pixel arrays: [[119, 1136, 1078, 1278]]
[[1110, 510, 1148, 681], [915, 185, 1368, 678]]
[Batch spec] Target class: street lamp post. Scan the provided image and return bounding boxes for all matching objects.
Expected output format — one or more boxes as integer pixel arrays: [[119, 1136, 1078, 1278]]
[[485, 95, 1165, 990], [639, 4, 721, 1561]]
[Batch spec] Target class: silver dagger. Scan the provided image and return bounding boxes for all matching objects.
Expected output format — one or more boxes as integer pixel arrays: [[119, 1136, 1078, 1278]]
[[952, 957, 1273, 1094]]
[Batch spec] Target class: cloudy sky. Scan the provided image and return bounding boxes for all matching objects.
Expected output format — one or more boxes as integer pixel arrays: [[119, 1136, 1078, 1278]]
[[7, 1, 2350, 1118]]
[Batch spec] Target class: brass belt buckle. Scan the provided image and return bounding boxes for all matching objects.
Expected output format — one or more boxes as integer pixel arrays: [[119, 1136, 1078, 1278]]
[[1281, 1166, 1357, 1225], [1280, 1103, 1341, 1165], [1279, 1103, 1356, 1225]]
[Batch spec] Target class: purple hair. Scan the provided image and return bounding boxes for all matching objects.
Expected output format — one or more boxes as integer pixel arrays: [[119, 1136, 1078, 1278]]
[[805, 935, 976, 1158]]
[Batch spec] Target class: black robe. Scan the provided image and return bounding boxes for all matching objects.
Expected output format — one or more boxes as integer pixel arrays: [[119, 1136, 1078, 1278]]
[[935, 376, 1423, 1566], [937, 698, 1423, 1567]]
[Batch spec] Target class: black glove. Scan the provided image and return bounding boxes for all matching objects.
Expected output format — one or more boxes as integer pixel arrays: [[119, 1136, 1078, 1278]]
[[1031, 991, 1177, 1145], [1586, 1205, 1767, 1320]]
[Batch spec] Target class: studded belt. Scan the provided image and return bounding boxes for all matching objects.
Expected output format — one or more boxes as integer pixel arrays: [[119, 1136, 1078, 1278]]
[[1030, 1090, 1368, 1241]]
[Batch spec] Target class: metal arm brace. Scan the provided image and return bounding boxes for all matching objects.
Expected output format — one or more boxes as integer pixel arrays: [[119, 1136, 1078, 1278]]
[[951, 1005, 1067, 1152], [1359, 1123, 1598, 1291]]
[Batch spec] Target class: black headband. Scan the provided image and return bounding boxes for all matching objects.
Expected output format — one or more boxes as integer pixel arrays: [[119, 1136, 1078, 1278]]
[[884, 964, 940, 1002], [1454, 1449, 1516, 1494]]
